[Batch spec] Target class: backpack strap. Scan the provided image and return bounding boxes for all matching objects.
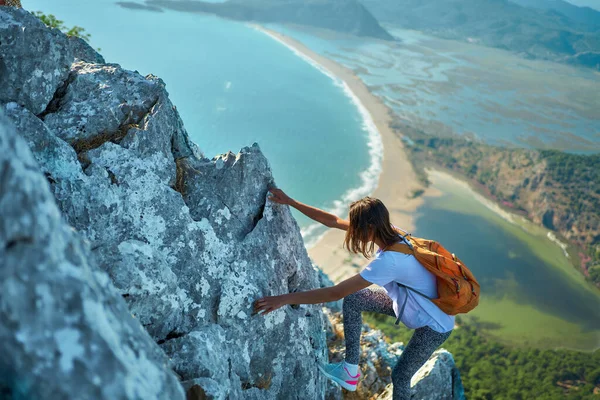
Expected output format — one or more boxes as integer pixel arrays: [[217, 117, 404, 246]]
[[384, 242, 413, 255], [382, 232, 414, 253], [393, 227, 414, 250], [396, 291, 409, 325], [383, 236, 435, 325]]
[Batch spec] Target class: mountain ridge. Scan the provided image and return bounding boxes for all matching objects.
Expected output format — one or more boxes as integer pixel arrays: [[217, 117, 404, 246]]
[[361, 0, 600, 69], [133, 0, 395, 40]]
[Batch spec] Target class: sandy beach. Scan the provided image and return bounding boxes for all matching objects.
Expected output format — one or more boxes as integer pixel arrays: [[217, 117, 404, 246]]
[[254, 26, 426, 283]]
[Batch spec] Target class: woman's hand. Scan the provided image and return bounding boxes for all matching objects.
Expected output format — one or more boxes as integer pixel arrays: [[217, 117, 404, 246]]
[[253, 295, 288, 316], [268, 188, 294, 205], [253, 275, 370, 316], [267, 187, 349, 230]]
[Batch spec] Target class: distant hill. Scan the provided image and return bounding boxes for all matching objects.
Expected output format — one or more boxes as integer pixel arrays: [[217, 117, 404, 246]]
[[361, 0, 600, 69], [510, 0, 600, 31], [144, 0, 395, 40], [567, 0, 600, 11]]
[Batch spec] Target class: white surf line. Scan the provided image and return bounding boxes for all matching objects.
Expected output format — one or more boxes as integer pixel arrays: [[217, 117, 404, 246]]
[[250, 25, 384, 248], [547, 232, 570, 259]]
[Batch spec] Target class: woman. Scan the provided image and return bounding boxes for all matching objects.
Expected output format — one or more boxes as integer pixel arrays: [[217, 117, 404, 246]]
[[254, 188, 454, 399]]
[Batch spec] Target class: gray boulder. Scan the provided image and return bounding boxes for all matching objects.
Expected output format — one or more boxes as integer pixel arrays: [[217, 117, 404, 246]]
[[68, 35, 106, 64], [0, 8, 74, 114], [410, 350, 465, 400], [376, 349, 465, 400], [0, 113, 185, 400]]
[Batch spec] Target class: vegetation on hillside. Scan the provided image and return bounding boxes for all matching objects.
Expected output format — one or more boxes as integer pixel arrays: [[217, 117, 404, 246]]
[[541, 150, 600, 226], [365, 314, 600, 399], [541, 150, 600, 284]]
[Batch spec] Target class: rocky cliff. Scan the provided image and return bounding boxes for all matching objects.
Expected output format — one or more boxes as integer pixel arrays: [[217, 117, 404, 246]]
[[0, 8, 461, 399]]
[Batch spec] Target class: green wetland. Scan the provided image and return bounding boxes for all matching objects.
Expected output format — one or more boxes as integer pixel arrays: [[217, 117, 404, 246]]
[[414, 170, 600, 351]]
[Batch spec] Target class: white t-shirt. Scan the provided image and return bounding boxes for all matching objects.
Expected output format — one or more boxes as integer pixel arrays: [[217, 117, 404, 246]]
[[360, 246, 455, 333]]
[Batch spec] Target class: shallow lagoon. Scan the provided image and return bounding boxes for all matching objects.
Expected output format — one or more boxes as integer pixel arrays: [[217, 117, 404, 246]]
[[415, 171, 600, 350]]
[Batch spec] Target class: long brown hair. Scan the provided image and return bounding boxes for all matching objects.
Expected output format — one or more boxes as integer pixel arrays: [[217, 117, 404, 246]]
[[343, 197, 400, 258]]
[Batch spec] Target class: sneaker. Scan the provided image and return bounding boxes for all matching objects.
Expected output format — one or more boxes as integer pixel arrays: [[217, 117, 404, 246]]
[[318, 362, 361, 391]]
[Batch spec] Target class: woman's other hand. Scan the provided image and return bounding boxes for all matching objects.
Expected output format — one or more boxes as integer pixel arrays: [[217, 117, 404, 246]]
[[267, 187, 349, 231], [268, 188, 293, 205], [253, 295, 287, 315]]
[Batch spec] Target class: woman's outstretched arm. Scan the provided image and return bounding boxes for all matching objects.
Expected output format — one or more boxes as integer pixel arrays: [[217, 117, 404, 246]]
[[253, 274, 371, 315], [268, 188, 349, 231]]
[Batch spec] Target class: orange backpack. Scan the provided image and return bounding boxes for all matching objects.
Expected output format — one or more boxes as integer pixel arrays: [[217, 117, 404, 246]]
[[383, 230, 480, 325]]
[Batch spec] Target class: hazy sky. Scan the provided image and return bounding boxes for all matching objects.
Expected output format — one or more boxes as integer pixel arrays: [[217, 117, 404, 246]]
[[566, 0, 600, 10]]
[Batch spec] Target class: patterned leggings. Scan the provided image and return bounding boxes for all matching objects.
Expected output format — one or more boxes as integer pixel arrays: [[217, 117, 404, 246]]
[[343, 288, 452, 400]]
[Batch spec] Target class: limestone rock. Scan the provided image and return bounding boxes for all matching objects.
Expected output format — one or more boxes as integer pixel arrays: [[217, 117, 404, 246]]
[[0, 8, 73, 114], [375, 349, 465, 399], [68, 35, 106, 64], [8, 101, 330, 400], [0, 113, 185, 400], [43, 62, 166, 144], [177, 145, 275, 241], [4, 102, 82, 182]]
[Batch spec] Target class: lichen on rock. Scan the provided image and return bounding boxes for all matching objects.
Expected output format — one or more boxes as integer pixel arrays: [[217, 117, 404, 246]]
[[0, 8, 74, 115], [0, 113, 185, 400]]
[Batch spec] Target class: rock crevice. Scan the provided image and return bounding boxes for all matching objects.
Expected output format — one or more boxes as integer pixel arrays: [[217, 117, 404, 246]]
[[37, 69, 76, 120]]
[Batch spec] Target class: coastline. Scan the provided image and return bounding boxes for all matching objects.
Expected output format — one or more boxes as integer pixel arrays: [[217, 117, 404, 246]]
[[253, 25, 426, 282], [254, 25, 586, 285], [254, 24, 600, 350]]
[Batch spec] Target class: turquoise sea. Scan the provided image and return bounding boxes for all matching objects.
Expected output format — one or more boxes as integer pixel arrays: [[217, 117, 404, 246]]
[[25, 0, 382, 245]]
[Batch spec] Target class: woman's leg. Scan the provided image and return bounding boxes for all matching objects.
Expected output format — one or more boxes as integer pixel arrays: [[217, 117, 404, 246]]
[[343, 288, 396, 364], [391, 326, 452, 399]]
